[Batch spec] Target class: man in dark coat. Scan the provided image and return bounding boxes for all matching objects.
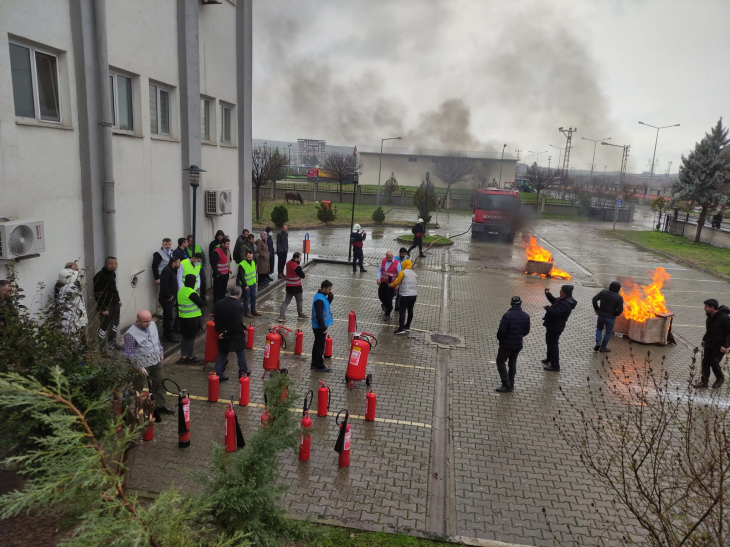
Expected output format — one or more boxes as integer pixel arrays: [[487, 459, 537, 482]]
[[172, 238, 188, 261], [265, 226, 276, 283], [407, 218, 426, 258], [209, 230, 225, 259], [158, 256, 181, 342], [542, 284, 577, 372], [93, 256, 122, 349], [213, 285, 250, 380], [495, 296, 531, 392], [592, 281, 624, 352], [350, 224, 367, 273], [232, 228, 250, 263], [695, 299, 730, 389], [276, 225, 289, 279]]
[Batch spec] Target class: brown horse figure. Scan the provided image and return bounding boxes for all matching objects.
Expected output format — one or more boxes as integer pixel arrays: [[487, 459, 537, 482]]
[[285, 191, 304, 204]]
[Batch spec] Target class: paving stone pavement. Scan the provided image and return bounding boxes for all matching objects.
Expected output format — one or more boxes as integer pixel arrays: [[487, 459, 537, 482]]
[[127, 211, 723, 546]]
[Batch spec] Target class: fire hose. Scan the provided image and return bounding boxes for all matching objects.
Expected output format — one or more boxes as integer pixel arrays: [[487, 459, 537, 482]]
[[411, 224, 472, 267]]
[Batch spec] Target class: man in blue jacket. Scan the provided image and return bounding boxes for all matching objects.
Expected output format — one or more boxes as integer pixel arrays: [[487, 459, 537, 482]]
[[311, 280, 334, 372], [495, 296, 531, 393], [542, 285, 578, 372]]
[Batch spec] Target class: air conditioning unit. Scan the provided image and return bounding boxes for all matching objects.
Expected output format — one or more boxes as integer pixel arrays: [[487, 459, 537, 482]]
[[0, 219, 46, 259], [205, 189, 233, 216]]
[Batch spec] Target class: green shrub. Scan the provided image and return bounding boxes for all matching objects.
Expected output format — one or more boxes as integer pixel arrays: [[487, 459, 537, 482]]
[[371, 206, 386, 224], [270, 205, 289, 227], [413, 179, 437, 225], [315, 202, 335, 224]]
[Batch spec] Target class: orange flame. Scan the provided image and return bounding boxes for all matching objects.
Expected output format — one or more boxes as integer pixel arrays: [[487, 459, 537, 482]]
[[620, 267, 671, 322], [522, 236, 572, 280]]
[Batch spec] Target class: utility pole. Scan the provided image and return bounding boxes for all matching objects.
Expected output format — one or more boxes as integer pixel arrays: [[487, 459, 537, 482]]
[[558, 127, 577, 175], [514, 149, 522, 163], [601, 141, 630, 230], [581, 136, 610, 187], [498, 143, 507, 187], [638, 121, 680, 199]]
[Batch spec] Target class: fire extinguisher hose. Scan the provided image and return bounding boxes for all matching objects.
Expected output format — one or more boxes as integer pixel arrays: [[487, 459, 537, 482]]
[[302, 390, 313, 416]]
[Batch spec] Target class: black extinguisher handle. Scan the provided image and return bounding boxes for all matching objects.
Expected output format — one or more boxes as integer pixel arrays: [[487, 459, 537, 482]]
[[303, 390, 314, 416], [327, 386, 331, 411], [162, 378, 181, 397], [335, 409, 349, 426], [264, 392, 268, 407]]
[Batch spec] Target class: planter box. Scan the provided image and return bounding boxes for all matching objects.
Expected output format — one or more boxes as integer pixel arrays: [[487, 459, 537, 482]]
[[613, 314, 630, 335], [526, 260, 553, 275], [627, 313, 674, 345]]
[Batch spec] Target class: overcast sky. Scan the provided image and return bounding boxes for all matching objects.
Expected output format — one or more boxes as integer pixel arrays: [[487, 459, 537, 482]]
[[252, 0, 730, 175]]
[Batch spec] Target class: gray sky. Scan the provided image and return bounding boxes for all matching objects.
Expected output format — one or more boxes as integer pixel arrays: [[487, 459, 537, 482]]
[[252, 0, 730, 175]]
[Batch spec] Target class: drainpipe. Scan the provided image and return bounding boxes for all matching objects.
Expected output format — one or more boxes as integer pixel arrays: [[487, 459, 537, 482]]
[[94, 0, 117, 257]]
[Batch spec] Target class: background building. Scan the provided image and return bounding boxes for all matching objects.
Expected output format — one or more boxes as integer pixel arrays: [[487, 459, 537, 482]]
[[297, 138, 326, 166], [0, 0, 253, 327]]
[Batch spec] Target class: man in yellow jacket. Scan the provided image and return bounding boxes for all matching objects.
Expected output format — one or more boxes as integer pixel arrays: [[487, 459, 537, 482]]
[[389, 259, 417, 335]]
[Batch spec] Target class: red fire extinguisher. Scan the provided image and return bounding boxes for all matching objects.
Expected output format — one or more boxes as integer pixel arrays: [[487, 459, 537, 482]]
[[225, 396, 245, 453], [348, 309, 357, 333], [239, 375, 250, 406], [294, 329, 303, 355], [208, 371, 219, 402], [261, 392, 273, 427], [262, 325, 292, 378], [299, 390, 314, 461], [140, 392, 155, 441], [365, 389, 377, 421], [334, 409, 351, 467], [164, 379, 190, 448], [324, 335, 333, 358], [204, 320, 219, 369], [317, 380, 331, 417], [345, 332, 377, 389], [246, 323, 255, 349]]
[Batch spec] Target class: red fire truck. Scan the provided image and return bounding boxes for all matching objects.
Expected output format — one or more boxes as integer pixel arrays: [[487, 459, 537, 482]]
[[471, 188, 521, 242]]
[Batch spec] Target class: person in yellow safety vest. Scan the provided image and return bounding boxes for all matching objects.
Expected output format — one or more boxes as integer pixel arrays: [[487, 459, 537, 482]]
[[185, 234, 207, 300], [237, 249, 260, 318], [177, 273, 204, 363], [177, 253, 202, 293], [211, 237, 232, 302]]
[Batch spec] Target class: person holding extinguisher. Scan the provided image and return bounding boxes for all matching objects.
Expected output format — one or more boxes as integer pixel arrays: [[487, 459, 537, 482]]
[[311, 280, 334, 373], [408, 218, 426, 258]]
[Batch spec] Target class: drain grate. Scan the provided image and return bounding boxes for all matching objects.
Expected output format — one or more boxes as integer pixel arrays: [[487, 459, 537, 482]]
[[430, 334, 461, 345]]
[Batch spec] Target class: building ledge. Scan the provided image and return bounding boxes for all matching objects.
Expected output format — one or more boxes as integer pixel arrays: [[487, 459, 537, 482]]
[[202, 140, 217, 147], [150, 134, 179, 143], [15, 118, 73, 131], [112, 129, 143, 138], [220, 142, 237, 149]]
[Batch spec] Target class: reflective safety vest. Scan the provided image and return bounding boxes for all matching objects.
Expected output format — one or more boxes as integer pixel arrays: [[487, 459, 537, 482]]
[[285, 260, 302, 288], [214, 247, 231, 275], [379, 258, 399, 283], [239, 260, 257, 286], [311, 292, 333, 329], [177, 286, 202, 318], [180, 259, 201, 290]]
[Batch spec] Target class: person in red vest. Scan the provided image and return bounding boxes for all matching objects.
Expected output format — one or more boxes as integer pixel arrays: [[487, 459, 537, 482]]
[[376, 250, 401, 320], [278, 252, 308, 322], [210, 237, 231, 302]]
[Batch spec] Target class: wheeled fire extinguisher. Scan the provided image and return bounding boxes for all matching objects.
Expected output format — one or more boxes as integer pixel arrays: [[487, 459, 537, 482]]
[[239, 375, 250, 406], [225, 396, 245, 453], [294, 329, 303, 355], [204, 320, 219, 370], [261, 392, 273, 427], [246, 323, 255, 349], [262, 325, 292, 378], [345, 332, 377, 389], [208, 371, 219, 402], [324, 335, 333, 358], [317, 380, 331, 417], [334, 409, 351, 467], [142, 377, 162, 441], [365, 389, 377, 421], [164, 379, 190, 448], [299, 390, 314, 461], [348, 309, 357, 334]]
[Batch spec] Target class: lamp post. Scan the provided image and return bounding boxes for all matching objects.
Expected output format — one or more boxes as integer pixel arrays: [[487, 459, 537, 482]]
[[348, 171, 359, 263], [581, 136, 610, 185], [529, 150, 548, 166], [183, 165, 206, 247], [638, 121, 680, 199], [601, 142, 629, 231], [376, 136, 402, 207], [287, 144, 292, 166], [549, 144, 566, 174], [498, 143, 507, 187]]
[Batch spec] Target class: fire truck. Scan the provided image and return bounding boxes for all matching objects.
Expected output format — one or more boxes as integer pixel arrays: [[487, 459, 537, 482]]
[[471, 188, 521, 242], [306, 168, 335, 181]]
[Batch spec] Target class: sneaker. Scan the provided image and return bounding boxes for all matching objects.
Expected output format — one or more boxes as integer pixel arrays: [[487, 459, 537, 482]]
[[177, 357, 190, 364], [278, 316, 285, 323], [541, 359, 550, 365], [693, 381, 709, 389], [593, 345, 600, 352], [384, 314, 390, 321], [394, 328, 406, 335], [360, 269, 368, 273], [543, 366, 560, 372], [404, 326, 411, 331], [712, 378, 725, 389], [495, 385, 514, 393], [298, 313, 308, 319], [189, 356, 202, 363], [599, 347, 611, 353], [245, 312, 253, 318], [251, 311, 262, 317], [314, 366, 331, 373], [419, 253, 426, 258]]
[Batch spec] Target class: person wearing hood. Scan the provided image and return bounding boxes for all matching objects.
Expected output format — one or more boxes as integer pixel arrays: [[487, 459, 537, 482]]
[[177, 273, 204, 363], [55, 265, 88, 335], [696, 299, 730, 389], [389, 258, 417, 335], [350, 224, 367, 273], [592, 281, 624, 353], [265, 226, 276, 283], [255, 231, 271, 286], [209, 230, 225, 259], [495, 296, 531, 392], [408, 218, 426, 258], [542, 284, 577, 372]]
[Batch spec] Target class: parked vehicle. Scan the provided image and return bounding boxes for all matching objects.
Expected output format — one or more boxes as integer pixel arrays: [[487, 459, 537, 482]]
[[306, 168, 335, 181], [471, 188, 522, 242]]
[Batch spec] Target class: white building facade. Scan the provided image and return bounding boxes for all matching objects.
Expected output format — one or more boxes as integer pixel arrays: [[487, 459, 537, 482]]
[[0, 0, 252, 327]]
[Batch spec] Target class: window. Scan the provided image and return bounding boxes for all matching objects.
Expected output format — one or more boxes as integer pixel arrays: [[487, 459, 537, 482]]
[[431, 157, 439, 164], [9, 43, 61, 122], [220, 104, 232, 144], [201, 98, 210, 141], [109, 73, 133, 131], [149, 83, 170, 135], [408, 157, 418, 163], [476, 194, 515, 211]]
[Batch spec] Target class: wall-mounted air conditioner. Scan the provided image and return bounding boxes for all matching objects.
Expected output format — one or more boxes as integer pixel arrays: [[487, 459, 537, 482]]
[[0, 219, 46, 259], [205, 189, 233, 216]]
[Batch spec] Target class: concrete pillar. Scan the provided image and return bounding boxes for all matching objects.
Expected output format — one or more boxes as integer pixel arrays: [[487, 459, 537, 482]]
[[236, 0, 253, 231], [313, 182, 318, 202], [540, 193, 547, 214], [270, 181, 275, 200], [401, 188, 406, 207]]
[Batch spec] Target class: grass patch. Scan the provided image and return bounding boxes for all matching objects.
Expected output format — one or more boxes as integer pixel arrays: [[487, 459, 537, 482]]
[[612, 230, 730, 277], [397, 234, 452, 244], [279, 523, 452, 546], [253, 200, 413, 229]]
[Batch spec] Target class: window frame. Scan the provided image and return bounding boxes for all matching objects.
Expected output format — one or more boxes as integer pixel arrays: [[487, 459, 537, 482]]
[[408, 157, 418, 163], [201, 97, 211, 142], [109, 71, 134, 132], [220, 103, 232, 144], [149, 82, 172, 136], [9, 40, 62, 124]]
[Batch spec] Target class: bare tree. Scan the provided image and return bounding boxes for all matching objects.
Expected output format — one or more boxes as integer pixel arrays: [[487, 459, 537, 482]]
[[321, 152, 363, 203], [252, 147, 288, 222], [525, 163, 555, 207], [433, 152, 476, 209]]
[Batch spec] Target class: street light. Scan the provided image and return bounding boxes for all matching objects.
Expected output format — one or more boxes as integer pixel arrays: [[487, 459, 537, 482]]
[[581, 136, 611, 185], [548, 144, 566, 173], [529, 150, 548, 166], [348, 171, 359, 263], [638, 121, 680, 199], [183, 165, 206, 247], [376, 136, 402, 207], [601, 142, 629, 230], [498, 143, 507, 187], [287, 144, 292, 166]]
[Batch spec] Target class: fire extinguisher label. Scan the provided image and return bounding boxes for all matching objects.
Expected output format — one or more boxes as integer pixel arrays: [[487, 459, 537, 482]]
[[264, 342, 271, 358], [225, 420, 228, 437], [300, 434, 304, 447], [183, 402, 190, 423], [344, 430, 351, 451], [366, 399, 369, 415], [349, 347, 361, 366]]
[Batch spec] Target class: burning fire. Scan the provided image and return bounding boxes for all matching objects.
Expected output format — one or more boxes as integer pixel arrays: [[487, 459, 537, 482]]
[[521, 236, 572, 280], [620, 267, 671, 322]]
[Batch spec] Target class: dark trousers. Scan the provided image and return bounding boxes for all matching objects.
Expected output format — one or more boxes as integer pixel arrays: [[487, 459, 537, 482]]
[[97, 304, 120, 348], [595, 315, 615, 349], [213, 274, 228, 302], [408, 238, 423, 255], [159, 297, 175, 334], [352, 247, 364, 271], [277, 251, 287, 275], [269, 252, 275, 279], [702, 347, 725, 383], [215, 349, 249, 378], [312, 328, 327, 368], [545, 329, 561, 370], [399, 295, 417, 329], [496, 347, 520, 388], [378, 282, 395, 315]]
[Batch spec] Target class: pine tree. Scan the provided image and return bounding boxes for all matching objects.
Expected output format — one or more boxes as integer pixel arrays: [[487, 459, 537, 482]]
[[672, 118, 729, 242]]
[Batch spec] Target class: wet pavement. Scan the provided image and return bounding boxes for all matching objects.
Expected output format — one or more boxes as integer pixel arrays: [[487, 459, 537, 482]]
[[128, 211, 721, 546]]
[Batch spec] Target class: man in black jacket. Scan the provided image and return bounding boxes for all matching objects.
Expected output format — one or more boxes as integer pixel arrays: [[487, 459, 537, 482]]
[[232, 228, 250, 264], [276, 225, 289, 279], [213, 286, 250, 380], [695, 299, 730, 389], [542, 285, 577, 372], [93, 257, 122, 349], [592, 281, 624, 353], [408, 218, 426, 258], [495, 296, 531, 393], [172, 238, 188, 261], [158, 257, 181, 342]]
